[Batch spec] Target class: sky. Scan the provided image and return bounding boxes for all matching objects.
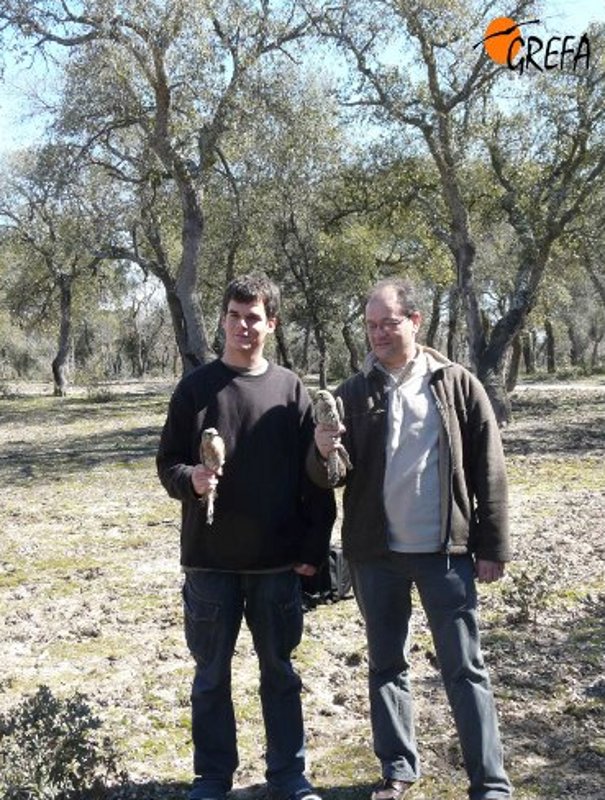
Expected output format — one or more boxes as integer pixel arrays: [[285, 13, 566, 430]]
[[0, 0, 603, 157], [542, 0, 604, 31]]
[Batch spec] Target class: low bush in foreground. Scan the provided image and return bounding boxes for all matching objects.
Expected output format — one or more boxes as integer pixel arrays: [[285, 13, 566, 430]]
[[0, 686, 125, 799]]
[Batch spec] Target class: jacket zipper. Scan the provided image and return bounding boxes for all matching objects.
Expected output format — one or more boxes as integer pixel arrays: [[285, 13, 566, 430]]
[[431, 387, 454, 559]]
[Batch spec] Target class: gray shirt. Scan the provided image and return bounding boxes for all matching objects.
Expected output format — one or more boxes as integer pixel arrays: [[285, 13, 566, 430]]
[[382, 350, 442, 552]]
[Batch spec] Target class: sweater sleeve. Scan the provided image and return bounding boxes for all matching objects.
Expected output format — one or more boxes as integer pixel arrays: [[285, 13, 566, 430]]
[[156, 388, 200, 503], [305, 443, 334, 489], [296, 387, 337, 566]]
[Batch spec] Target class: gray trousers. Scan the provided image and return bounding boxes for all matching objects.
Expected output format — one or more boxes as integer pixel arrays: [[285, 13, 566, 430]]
[[351, 553, 512, 800]]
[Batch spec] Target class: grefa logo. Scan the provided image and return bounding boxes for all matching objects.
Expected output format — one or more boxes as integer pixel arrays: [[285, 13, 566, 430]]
[[475, 16, 590, 75]]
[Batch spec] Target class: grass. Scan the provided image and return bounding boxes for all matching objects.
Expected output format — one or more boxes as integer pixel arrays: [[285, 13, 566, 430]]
[[506, 455, 605, 492], [1, 381, 604, 800]]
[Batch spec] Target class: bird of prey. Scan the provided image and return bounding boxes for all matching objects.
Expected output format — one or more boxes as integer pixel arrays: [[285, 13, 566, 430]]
[[199, 427, 226, 525], [312, 389, 352, 487]]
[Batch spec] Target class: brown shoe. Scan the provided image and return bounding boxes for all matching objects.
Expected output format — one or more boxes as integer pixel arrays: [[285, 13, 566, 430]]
[[370, 778, 413, 800]]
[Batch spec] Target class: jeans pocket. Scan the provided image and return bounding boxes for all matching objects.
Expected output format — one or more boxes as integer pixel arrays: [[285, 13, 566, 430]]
[[182, 579, 220, 664], [279, 591, 303, 655]]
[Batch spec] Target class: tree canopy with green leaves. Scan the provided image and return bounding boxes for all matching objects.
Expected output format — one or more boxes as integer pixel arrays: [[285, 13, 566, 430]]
[[1, 1, 604, 416]]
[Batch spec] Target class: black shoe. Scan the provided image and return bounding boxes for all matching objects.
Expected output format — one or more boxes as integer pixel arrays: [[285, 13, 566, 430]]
[[370, 778, 413, 800], [286, 789, 322, 800]]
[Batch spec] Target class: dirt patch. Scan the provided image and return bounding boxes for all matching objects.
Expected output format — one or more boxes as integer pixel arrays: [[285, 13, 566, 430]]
[[0, 381, 603, 800]]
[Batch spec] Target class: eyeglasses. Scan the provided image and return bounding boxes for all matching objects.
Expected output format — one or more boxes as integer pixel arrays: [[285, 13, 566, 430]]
[[366, 318, 408, 334]]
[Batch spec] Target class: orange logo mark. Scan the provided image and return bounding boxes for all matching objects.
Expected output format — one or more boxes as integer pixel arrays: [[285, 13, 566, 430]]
[[475, 17, 541, 65], [483, 17, 521, 64]]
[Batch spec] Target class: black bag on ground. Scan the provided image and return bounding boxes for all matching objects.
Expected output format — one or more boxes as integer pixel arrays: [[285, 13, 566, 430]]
[[301, 546, 352, 610]]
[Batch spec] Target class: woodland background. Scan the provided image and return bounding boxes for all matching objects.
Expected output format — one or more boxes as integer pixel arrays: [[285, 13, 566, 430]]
[[0, 4, 604, 799], [0, 1, 604, 424]]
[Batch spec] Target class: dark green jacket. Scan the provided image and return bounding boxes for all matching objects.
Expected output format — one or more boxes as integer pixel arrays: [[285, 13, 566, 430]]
[[307, 347, 511, 563]]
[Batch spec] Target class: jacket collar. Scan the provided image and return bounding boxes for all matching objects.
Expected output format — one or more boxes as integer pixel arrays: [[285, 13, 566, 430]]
[[362, 345, 451, 378]]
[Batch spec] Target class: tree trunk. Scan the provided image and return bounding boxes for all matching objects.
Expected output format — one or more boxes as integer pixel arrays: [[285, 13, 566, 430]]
[[342, 320, 361, 373], [212, 323, 225, 356], [425, 287, 442, 349], [478, 360, 512, 426], [544, 318, 556, 373], [588, 319, 604, 370], [135, 215, 211, 374], [506, 334, 522, 393], [477, 306, 528, 425], [447, 285, 461, 362], [130, 323, 145, 378], [475, 239, 553, 422], [567, 321, 586, 367], [583, 256, 605, 306], [51, 274, 73, 397], [314, 326, 329, 389], [591, 337, 603, 369], [149, 259, 212, 374], [275, 323, 294, 370], [302, 323, 312, 374], [522, 330, 536, 374], [174, 270, 212, 373], [147, 70, 212, 374]]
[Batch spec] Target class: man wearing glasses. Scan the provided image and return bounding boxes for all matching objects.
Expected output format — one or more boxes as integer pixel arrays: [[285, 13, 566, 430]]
[[307, 277, 512, 800]]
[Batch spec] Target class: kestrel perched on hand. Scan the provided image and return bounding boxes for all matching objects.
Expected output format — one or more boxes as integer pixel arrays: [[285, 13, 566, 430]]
[[312, 389, 352, 487], [199, 428, 226, 525]]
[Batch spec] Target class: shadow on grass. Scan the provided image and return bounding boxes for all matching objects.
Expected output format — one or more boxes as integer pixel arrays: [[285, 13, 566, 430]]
[[229, 784, 375, 800], [0, 391, 168, 427], [496, 593, 605, 798], [0, 424, 163, 485], [322, 786, 374, 800], [108, 782, 374, 800], [109, 780, 188, 799], [0, 392, 171, 484], [504, 393, 605, 456]]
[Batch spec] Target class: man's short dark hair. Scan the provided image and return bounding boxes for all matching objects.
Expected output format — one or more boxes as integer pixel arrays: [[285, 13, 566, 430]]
[[221, 273, 280, 319], [366, 277, 418, 316]]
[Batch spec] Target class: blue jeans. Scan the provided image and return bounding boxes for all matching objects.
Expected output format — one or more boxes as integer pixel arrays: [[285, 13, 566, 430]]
[[351, 554, 512, 800], [182, 570, 310, 800]]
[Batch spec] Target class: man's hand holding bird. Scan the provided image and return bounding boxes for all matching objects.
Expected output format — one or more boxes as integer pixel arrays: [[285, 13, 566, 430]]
[[193, 428, 226, 525]]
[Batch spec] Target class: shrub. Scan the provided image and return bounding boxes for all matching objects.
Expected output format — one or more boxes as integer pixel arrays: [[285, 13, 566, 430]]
[[85, 385, 115, 403], [0, 685, 125, 799], [500, 564, 555, 625], [0, 381, 16, 399]]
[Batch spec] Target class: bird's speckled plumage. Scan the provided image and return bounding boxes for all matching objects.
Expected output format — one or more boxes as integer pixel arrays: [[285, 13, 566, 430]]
[[312, 390, 352, 487], [199, 428, 226, 525]]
